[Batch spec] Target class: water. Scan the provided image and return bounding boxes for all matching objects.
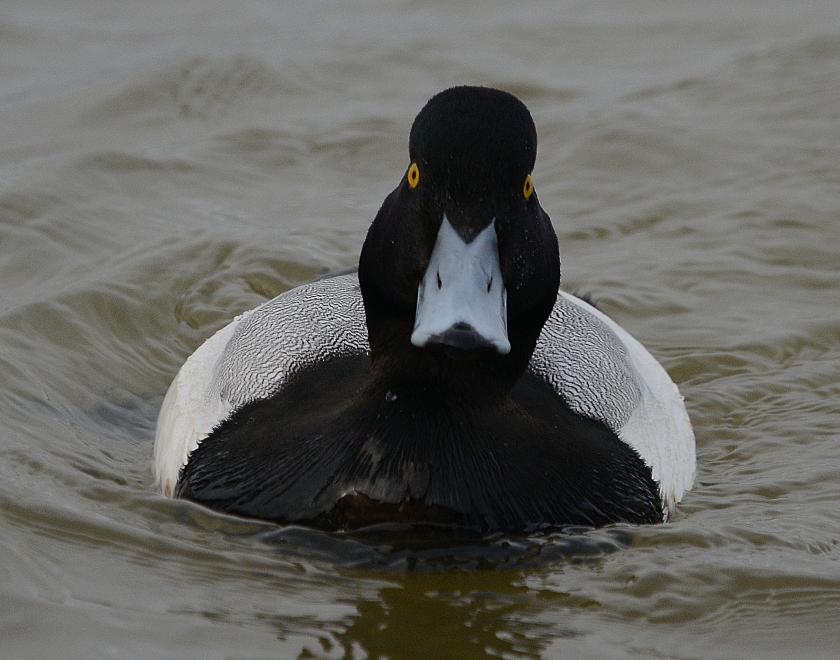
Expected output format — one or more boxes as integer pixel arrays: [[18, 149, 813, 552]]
[[1, 1, 839, 657]]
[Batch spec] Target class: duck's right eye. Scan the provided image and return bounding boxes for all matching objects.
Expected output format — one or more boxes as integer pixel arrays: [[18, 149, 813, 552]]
[[407, 162, 420, 189], [523, 174, 534, 200]]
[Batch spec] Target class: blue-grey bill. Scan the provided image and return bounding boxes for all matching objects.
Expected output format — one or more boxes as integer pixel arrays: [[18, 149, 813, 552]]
[[410, 216, 510, 354]]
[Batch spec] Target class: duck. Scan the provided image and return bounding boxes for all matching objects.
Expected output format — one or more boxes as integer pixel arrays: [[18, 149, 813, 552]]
[[153, 86, 695, 532]]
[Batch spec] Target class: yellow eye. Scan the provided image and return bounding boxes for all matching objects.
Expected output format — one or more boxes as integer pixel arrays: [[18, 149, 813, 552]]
[[523, 174, 534, 200], [407, 162, 420, 189]]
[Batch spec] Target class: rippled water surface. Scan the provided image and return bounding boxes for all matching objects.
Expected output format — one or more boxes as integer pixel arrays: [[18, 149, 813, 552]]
[[2, 1, 839, 657]]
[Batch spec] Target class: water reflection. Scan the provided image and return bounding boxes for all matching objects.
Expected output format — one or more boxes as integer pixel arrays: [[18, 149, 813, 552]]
[[255, 524, 632, 656], [334, 571, 544, 657]]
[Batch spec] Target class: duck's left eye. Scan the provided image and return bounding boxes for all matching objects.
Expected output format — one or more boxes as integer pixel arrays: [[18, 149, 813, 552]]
[[523, 174, 534, 200], [407, 162, 420, 189]]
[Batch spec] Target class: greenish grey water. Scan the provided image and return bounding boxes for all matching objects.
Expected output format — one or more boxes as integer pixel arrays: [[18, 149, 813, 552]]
[[1, 1, 839, 657]]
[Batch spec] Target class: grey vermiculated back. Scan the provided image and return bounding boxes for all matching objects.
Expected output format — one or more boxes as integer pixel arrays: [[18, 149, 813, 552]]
[[531, 301, 640, 431], [214, 274, 369, 408], [212, 273, 640, 431]]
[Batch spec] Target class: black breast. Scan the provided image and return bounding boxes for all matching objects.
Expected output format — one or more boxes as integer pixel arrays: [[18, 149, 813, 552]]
[[176, 354, 662, 531]]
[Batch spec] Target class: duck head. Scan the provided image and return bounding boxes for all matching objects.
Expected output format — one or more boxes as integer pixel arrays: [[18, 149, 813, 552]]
[[359, 86, 560, 399]]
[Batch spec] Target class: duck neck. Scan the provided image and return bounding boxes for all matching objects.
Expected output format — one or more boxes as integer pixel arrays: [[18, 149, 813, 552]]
[[362, 307, 540, 407]]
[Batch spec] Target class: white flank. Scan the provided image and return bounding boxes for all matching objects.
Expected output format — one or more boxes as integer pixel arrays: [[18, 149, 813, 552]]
[[558, 291, 696, 518], [153, 313, 247, 496]]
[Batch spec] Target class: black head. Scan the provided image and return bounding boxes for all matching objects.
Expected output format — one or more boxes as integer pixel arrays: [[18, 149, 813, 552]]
[[358, 86, 560, 400], [409, 86, 537, 224]]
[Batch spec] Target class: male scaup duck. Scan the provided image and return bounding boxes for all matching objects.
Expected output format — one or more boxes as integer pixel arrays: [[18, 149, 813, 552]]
[[154, 86, 695, 532]]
